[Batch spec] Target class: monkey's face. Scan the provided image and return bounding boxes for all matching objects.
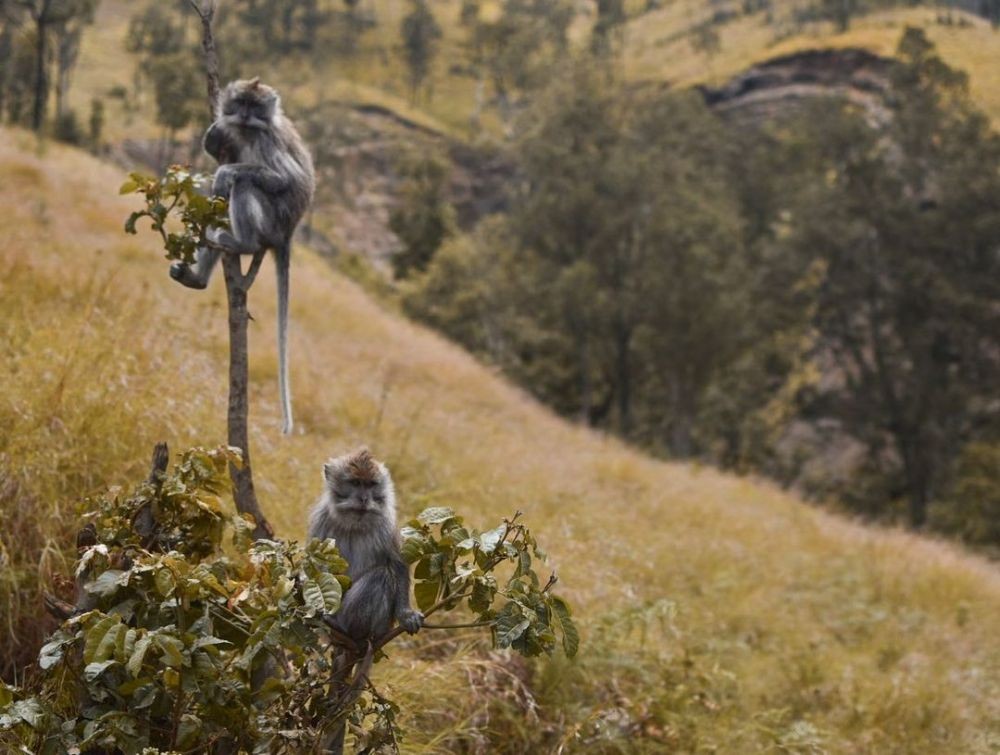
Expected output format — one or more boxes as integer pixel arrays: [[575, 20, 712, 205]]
[[328, 475, 390, 516], [220, 80, 279, 132]]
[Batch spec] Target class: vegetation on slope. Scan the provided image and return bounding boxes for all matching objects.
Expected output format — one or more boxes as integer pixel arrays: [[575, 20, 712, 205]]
[[1, 130, 999, 751], [14, 0, 1000, 151]]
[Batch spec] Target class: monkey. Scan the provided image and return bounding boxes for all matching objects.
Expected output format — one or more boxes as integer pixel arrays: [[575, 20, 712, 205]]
[[169, 78, 315, 435], [308, 448, 424, 643]]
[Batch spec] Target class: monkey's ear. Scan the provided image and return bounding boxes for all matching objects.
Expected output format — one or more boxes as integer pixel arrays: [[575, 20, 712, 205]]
[[249, 76, 261, 89], [323, 461, 337, 485]]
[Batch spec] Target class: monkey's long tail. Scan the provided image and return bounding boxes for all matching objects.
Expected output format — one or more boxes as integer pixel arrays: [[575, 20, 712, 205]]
[[276, 241, 293, 435]]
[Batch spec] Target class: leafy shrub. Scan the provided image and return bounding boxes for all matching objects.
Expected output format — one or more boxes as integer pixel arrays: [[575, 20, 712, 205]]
[[0, 446, 576, 752], [120, 166, 229, 264]]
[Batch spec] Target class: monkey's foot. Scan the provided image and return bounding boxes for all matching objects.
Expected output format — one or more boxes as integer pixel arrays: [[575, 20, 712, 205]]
[[397, 609, 424, 635], [169, 262, 207, 290]]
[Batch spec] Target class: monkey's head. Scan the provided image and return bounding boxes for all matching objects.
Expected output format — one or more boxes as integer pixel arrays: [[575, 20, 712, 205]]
[[322, 448, 396, 523], [218, 77, 281, 132]]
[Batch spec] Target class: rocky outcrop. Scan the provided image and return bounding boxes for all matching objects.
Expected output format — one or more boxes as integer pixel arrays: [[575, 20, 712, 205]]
[[701, 48, 893, 126], [300, 102, 512, 264]]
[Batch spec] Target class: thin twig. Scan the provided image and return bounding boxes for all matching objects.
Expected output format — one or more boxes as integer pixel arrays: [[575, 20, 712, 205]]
[[187, 0, 220, 116], [420, 621, 494, 630]]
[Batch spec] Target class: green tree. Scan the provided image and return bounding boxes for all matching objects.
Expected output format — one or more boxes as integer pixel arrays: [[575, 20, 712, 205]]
[[125, 5, 203, 162], [592, 0, 625, 54], [513, 61, 620, 424], [10, 0, 97, 131], [781, 28, 1000, 528], [464, 0, 575, 128], [621, 93, 746, 451], [400, 0, 442, 102], [820, 0, 858, 31], [389, 152, 454, 278]]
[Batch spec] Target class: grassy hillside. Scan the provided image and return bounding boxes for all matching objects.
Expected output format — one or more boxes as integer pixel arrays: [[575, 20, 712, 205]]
[[66, 0, 1000, 147], [2, 130, 1000, 752], [623, 3, 1000, 122]]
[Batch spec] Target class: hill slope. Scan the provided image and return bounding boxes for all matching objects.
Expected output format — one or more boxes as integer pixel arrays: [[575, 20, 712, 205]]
[[1, 131, 999, 752], [68, 1, 1000, 145]]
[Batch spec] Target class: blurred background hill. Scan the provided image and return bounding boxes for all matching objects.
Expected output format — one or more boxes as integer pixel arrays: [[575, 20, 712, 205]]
[[1, 1, 999, 751]]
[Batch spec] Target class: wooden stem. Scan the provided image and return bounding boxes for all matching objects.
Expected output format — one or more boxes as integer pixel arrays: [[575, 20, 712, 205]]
[[190, 0, 274, 540], [223, 254, 273, 540]]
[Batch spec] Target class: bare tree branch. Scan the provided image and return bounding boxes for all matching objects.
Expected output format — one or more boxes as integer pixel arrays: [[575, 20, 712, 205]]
[[188, 0, 220, 116]]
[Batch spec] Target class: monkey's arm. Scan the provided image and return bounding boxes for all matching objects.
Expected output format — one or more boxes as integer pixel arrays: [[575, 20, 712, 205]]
[[203, 121, 229, 163], [391, 555, 423, 634], [213, 163, 291, 197]]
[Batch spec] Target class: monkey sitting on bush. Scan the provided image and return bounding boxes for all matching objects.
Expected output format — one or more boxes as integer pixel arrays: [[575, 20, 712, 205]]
[[308, 448, 424, 641]]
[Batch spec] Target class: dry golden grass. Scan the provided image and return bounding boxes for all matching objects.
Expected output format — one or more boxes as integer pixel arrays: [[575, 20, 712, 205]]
[[2, 130, 999, 751], [623, 3, 1000, 124]]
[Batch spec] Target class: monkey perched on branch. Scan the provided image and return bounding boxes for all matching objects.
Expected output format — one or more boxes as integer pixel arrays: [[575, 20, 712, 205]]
[[170, 78, 315, 435], [309, 448, 424, 642]]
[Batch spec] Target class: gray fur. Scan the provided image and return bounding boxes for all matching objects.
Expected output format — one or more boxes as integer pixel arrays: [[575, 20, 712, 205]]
[[307, 450, 423, 642], [170, 79, 315, 435]]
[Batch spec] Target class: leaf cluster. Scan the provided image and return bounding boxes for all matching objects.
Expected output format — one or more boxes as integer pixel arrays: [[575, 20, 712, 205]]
[[121, 167, 229, 263], [402, 507, 578, 658]]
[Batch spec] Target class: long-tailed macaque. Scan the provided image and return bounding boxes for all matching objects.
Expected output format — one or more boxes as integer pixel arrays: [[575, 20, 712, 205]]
[[170, 78, 315, 435]]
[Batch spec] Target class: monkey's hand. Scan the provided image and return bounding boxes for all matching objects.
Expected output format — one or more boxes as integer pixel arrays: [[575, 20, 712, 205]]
[[212, 165, 236, 197], [396, 608, 424, 635]]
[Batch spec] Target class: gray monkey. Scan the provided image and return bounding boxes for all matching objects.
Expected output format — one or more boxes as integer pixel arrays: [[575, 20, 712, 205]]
[[308, 448, 424, 642], [170, 78, 315, 435]]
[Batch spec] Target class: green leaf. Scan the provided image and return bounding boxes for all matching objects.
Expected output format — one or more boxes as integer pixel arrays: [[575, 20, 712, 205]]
[[177, 713, 202, 749], [550, 596, 579, 658], [414, 580, 440, 613], [38, 635, 74, 670], [495, 617, 531, 649], [84, 659, 117, 682], [83, 614, 121, 665], [118, 179, 139, 195], [127, 635, 153, 678], [155, 634, 185, 669], [417, 507, 457, 525], [479, 524, 507, 555], [95, 623, 125, 663], [85, 569, 129, 598], [301, 578, 326, 614], [400, 526, 430, 564], [0, 698, 46, 729], [469, 578, 496, 614], [155, 568, 175, 597]]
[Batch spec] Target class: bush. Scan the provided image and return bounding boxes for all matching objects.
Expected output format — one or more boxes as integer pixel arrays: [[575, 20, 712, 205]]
[[930, 442, 1000, 548], [53, 110, 83, 146], [0, 446, 577, 752]]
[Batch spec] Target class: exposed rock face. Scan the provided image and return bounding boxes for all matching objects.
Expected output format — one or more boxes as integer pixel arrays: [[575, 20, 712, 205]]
[[299, 102, 512, 265], [700, 48, 894, 126]]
